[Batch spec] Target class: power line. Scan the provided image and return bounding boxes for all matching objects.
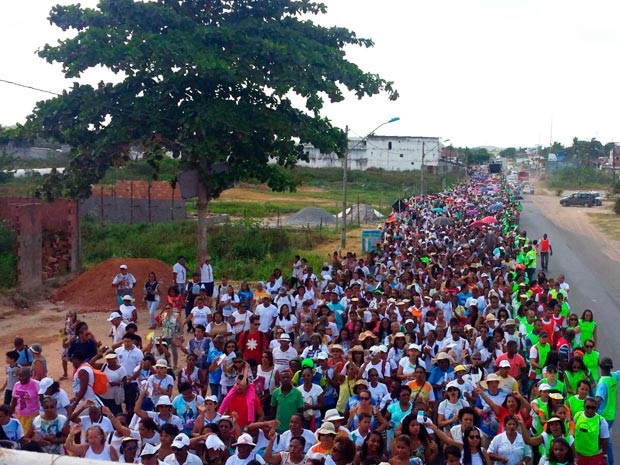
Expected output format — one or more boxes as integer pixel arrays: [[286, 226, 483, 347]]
[[0, 78, 61, 96]]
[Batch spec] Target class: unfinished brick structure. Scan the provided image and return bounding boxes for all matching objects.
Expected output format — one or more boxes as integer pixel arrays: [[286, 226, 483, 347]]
[[0, 197, 80, 289], [80, 180, 185, 223]]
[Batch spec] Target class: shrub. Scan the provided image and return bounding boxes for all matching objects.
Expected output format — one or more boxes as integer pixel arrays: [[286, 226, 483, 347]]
[[614, 198, 620, 215], [0, 221, 17, 288]]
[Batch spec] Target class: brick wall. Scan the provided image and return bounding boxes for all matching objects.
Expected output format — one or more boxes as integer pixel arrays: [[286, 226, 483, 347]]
[[0, 197, 79, 288]]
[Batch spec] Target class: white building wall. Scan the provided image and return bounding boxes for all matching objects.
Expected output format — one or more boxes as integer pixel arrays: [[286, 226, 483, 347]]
[[301, 136, 442, 171]]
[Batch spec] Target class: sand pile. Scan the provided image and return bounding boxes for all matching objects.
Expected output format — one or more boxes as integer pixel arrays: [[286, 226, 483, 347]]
[[53, 258, 173, 311], [337, 204, 384, 223], [284, 207, 336, 226]]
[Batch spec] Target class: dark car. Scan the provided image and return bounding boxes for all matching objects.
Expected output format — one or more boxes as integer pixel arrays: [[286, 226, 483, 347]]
[[560, 192, 597, 207]]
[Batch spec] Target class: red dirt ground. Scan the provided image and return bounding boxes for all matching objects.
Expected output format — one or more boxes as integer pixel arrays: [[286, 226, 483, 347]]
[[52, 258, 174, 311]]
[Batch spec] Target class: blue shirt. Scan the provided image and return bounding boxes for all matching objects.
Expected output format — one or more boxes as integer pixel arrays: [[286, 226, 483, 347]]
[[596, 371, 620, 416], [206, 347, 223, 384]]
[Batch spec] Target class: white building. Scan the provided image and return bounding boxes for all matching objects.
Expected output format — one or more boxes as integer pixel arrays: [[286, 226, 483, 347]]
[[300, 135, 445, 171]]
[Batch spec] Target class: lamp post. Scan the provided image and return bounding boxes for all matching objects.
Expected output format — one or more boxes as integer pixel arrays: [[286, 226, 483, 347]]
[[340, 117, 400, 250]]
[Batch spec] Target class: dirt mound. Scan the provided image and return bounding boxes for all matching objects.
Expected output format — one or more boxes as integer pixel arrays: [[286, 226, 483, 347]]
[[52, 258, 173, 311], [285, 206, 336, 226]]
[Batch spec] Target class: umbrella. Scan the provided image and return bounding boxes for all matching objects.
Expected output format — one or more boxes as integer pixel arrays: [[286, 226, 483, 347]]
[[433, 217, 452, 226], [487, 204, 504, 212], [469, 220, 484, 228], [445, 197, 455, 203], [386, 214, 400, 223], [481, 216, 498, 224], [455, 198, 466, 204], [432, 207, 444, 213], [466, 209, 478, 216], [465, 203, 475, 207]]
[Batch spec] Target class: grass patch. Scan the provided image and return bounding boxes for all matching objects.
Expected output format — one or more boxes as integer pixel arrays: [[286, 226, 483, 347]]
[[545, 167, 614, 190], [80, 219, 340, 281], [586, 211, 620, 242]]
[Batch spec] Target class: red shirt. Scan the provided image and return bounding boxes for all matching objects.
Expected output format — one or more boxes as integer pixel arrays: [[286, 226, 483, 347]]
[[225, 392, 262, 428], [494, 352, 526, 379], [237, 330, 268, 364]]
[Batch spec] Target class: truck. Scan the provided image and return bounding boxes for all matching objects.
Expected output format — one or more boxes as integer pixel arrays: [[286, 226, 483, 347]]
[[517, 170, 529, 182]]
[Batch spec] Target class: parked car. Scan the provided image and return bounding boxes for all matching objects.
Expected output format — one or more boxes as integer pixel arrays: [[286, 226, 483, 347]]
[[522, 184, 535, 194], [586, 191, 604, 206], [560, 192, 597, 207]]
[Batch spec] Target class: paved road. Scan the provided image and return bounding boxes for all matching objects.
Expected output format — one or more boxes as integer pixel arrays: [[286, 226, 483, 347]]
[[520, 197, 620, 448]]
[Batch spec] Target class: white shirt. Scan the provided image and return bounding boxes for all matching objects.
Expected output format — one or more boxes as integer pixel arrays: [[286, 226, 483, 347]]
[[274, 429, 316, 453], [173, 262, 187, 284], [80, 415, 114, 436], [255, 304, 278, 333], [111, 321, 128, 344], [165, 451, 203, 465], [488, 432, 532, 465], [114, 346, 144, 381], [297, 384, 324, 419], [272, 346, 298, 373], [275, 314, 298, 334], [190, 306, 212, 327], [231, 311, 253, 334], [224, 453, 266, 465], [119, 304, 136, 322], [200, 263, 214, 283]]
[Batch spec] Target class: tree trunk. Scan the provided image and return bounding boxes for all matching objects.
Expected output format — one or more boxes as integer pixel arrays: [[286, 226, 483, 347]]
[[196, 180, 209, 268]]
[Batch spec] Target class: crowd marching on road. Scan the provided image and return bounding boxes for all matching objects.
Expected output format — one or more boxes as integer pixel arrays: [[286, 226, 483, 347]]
[[2, 173, 617, 465]]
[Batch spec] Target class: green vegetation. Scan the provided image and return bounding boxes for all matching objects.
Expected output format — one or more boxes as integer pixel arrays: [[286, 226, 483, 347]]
[[0, 221, 18, 288], [81, 219, 337, 281], [545, 167, 614, 189]]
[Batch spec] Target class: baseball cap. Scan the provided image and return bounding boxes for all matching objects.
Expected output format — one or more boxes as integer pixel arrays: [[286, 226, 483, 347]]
[[205, 395, 218, 403], [119, 264, 128, 269], [172, 433, 190, 449], [499, 360, 511, 368], [301, 358, 314, 369], [454, 365, 466, 373], [233, 433, 256, 447], [38, 377, 54, 394], [155, 359, 169, 368], [107, 311, 122, 321], [317, 352, 328, 360]]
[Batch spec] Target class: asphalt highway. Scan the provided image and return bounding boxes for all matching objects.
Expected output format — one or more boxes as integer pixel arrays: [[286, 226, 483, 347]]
[[519, 197, 620, 448]]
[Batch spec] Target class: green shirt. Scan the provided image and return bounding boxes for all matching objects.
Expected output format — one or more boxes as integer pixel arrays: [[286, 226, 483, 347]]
[[271, 386, 304, 433]]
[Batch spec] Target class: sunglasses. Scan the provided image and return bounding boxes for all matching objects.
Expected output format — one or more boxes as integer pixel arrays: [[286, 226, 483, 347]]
[[585, 345, 594, 349], [585, 405, 597, 410]]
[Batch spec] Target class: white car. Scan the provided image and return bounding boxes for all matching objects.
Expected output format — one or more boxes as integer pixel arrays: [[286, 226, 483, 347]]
[[522, 184, 534, 194]]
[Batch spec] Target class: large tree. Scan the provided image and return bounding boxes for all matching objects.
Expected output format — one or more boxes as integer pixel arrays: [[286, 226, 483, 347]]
[[27, 0, 397, 261]]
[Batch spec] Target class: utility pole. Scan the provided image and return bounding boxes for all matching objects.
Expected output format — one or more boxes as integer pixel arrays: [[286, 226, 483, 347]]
[[340, 125, 349, 251], [420, 141, 425, 196]]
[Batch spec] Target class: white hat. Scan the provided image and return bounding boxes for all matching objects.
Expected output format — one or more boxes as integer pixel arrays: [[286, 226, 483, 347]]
[[538, 383, 551, 391], [369, 346, 381, 355], [405, 319, 415, 325], [140, 443, 161, 457], [205, 435, 226, 451], [499, 360, 511, 368], [122, 294, 134, 301], [107, 311, 122, 321], [378, 345, 388, 353], [172, 433, 190, 449], [119, 264, 128, 270], [317, 352, 328, 360], [205, 395, 218, 403], [155, 396, 173, 407], [325, 408, 345, 422], [278, 334, 291, 342], [407, 343, 421, 352], [233, 433, 256, 447], [155, 359, 169, 368], [38, 377, 54, 395], [315, 422, 337, 437]]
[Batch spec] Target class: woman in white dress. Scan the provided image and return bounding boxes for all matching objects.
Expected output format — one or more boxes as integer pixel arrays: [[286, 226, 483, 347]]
[[65, 424, 119, 461]]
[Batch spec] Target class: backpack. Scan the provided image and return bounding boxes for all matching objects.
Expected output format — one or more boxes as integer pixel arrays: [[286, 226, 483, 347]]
[[83, 363, 109, 396], [191, 283, 201, 296]]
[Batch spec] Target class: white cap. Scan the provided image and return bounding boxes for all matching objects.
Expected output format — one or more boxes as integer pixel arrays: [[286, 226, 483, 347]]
[[121, 294, 134, 301], [205, 395, 218, 403], [499, 360, 511, 368], [107, 311, 122, 321], [38, 377, 54, 395], [140, 443, 161, 457], [119, 264, 128, 270], [278, 334, 291, 342], [378, 345, 388, 353], [317, 352, 328, 360], [205, 435, 226, 451], [171, 433, 190, 449], [405, 319, 415, 325]]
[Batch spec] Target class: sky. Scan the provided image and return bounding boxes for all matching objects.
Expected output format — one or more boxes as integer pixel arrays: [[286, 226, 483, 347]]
[[1, 0, 620, 148]]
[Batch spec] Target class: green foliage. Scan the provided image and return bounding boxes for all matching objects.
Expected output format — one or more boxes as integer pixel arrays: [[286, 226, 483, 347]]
[[27, 0, 397, 201], [80, 219, 334, 281], [0, 151, 16, 183], [546, 167, 613, 189], [461, 147, 491, 165], [614, 197, 620, 215], [0, 221, 18, 288], [499, 147, 516, 159]]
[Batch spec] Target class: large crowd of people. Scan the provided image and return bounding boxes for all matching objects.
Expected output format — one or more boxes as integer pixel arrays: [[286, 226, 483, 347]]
[[1, 174, 617, 465]]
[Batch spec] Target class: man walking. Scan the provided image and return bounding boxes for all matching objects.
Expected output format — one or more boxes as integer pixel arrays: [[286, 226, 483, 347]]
[[538, 233, 552, 272], [596, 357, 619, 465], [173, 256, 188, 297]]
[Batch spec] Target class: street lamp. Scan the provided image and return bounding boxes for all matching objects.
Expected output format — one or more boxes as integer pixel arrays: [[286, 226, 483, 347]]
[[420, 138, 449, 196], [340, 117, 400, 250]]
